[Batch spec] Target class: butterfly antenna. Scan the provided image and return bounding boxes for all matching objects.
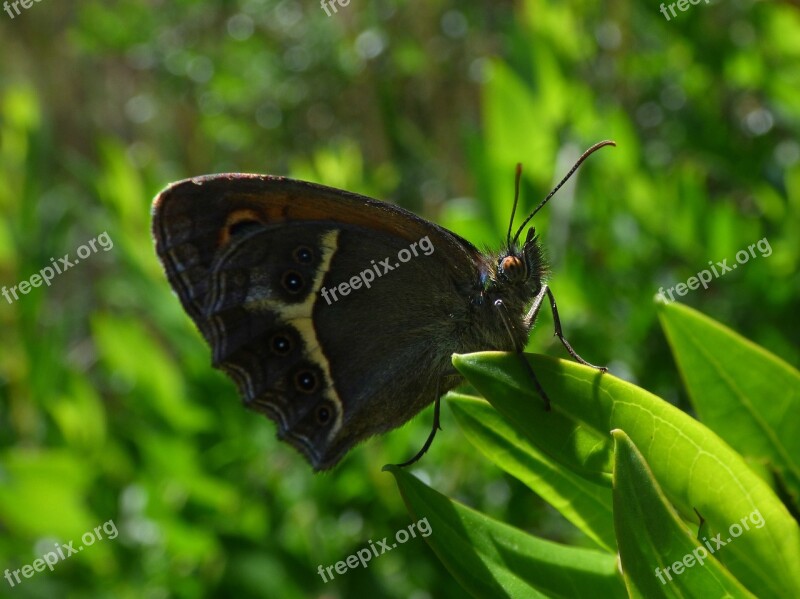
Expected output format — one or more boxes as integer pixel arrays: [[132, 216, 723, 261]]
[[506, 163, 523, 247], [512, 140, 616, 244]]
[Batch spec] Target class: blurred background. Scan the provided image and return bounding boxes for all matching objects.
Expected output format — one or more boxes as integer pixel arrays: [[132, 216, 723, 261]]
[[1, 0, 798, 597]]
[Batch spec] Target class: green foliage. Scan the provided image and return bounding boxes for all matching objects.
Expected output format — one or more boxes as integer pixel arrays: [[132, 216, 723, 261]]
[[611, 430, 755, 599], [448, 393, 616, 552], [659, 302, 800, 504], [387, 466, 625, 599], [1, 0, 798, 596], [389, 304, 799, 597]]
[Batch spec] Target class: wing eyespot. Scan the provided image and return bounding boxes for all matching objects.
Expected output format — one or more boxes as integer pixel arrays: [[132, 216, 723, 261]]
[[270, 332, 294, 356], [293, 245, 314, 264], [281, 270, 305, 294], [293, 368, 320, 394], [222, 209, 265, 245], [228, 219, 261, 237], [315, 404, 332, 425]]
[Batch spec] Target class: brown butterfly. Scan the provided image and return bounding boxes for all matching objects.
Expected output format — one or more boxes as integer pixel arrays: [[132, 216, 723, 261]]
[[151, 141, 613, 470]]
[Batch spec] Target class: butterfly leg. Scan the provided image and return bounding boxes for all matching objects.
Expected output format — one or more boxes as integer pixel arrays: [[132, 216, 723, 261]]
[[393, 380, 445, 468], [499, 296, 552, 410], [546, 287, 607, 372], [517, 353, 551, 411]]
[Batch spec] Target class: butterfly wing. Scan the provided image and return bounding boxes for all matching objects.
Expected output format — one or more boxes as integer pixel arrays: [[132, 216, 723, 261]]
[[152, 174, 483, 469]]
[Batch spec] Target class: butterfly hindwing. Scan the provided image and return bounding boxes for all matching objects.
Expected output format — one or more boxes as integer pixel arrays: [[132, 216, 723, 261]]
[[152, 174, 481, 468]]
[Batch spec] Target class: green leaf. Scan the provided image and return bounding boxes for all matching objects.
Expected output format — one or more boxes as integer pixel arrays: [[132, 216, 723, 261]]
[[0, 450, 96, 539], [658, 301, 800, 509], [453, 351, 800, 598], [384, 466, 626, 599], [612, 429, 756, 598], [447, 392, 616, 552], [91, 314, 211, 432]]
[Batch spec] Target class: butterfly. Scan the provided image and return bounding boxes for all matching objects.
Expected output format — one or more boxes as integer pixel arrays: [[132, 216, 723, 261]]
[[151, 140, 613, 470]]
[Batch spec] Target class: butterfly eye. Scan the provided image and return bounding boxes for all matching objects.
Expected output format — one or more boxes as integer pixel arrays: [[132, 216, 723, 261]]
[[315, 405, 332, 425], [282, 270, 305, 294], [293, 245, 314, 264], [270, 332, 293, 356], [294, 369, 320, 394], [499, 255, 526, 282]]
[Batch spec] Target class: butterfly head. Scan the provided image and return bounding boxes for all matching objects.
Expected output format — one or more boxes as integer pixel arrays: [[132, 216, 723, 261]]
[[497, 226, 542, 284], [498, 253, 527, 283], [493, 140, 617, 293]]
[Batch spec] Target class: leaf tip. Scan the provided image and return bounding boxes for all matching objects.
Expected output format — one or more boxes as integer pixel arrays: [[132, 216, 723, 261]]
[[610, 428, 629, 443], [653, 292, 671, 307]]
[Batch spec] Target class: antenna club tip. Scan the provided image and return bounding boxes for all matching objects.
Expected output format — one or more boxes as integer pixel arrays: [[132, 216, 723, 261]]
[[515, 163, 522, 174]]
